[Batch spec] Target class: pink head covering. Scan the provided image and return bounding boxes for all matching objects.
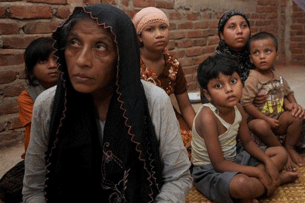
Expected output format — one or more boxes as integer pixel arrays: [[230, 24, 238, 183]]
[[132, 7, 169, 35]]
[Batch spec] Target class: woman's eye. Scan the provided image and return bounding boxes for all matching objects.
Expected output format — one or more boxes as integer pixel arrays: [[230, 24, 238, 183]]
[[265, 49, 271, 54], [96, 43, 107, 51], [68, 39, 80, 47], [241, 23, 248, 28], [228, 24, 235, 29], [253, 51, 259, 55]]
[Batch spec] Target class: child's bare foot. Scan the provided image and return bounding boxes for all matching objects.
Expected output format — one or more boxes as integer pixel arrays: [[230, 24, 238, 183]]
[[284, 155, 297, 171], [279, 171, 299, 185], [287, 148, 305, 167]]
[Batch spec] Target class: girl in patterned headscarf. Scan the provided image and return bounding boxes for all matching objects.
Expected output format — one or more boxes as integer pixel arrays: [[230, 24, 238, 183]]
[[133, 7, 195, 158]]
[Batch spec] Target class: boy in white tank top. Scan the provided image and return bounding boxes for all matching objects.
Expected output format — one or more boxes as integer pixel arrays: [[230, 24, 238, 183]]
[[192, 53, 298, 203]]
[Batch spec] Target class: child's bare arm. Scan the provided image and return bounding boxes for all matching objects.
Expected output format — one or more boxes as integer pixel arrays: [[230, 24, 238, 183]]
[[243, 104, 280, 129], [196, 107, 267, 177]]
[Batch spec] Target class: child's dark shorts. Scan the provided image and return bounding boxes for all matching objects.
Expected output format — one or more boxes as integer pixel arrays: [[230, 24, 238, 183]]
[[192, 144, 267, 203]]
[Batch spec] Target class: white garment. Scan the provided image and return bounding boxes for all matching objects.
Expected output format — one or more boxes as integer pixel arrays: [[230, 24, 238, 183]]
[[192, 103, 242, 166]]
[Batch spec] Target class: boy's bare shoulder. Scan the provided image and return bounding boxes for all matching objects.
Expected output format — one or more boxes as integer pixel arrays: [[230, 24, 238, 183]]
[[195, 105, 218, 127]]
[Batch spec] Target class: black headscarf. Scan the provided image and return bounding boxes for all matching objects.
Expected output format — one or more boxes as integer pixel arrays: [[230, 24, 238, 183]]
[[216, 10, 254, 82], [45, 4, 163, 203]]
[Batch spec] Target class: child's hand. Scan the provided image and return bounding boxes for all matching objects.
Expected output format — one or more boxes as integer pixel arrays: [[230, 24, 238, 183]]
[[264, 117, 280, 129], [285, 103, 305, 118], [257, 169, 276, 196]]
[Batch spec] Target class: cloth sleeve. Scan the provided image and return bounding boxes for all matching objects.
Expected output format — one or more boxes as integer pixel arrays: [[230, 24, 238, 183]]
[[174, 64, 188, 95], [18, 90, 34, 127], [143, 81, 192, 202], [283, 77, 294, 97], [22, 89, 54, 203], [240, 76, 260, 107]]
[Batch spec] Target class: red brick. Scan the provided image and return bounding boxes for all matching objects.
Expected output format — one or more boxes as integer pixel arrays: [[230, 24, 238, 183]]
[[18, 69, 27, 80], [168, 50, 185, 58], [156, 0, 174, 9], [186, 13, 199, 20], [167, 40, 175, 50], [194, 54, 209, 65], [187, 30, 201, 38], [193, 39, 207, 46], [169, 11, 182, 20], [3, 36, 37, 49], [0, 71, 17, 84], [23, 21, 60, 34], [56, 6, 71, 19], [208, 21, 218, 28], [9, 5, 53, 19], [179, 58, 193, 67], [176, 40, 193, 48], [194, 22, 208, 29], [122, 0, 129, 6], [258, 0, 270, 5], [178, 22, 193, 30], [0, 22, 19, 35], [133, 0, 155, 8], [27, 0, 67, 4], [3, 85, 24, 97], [208, 37, 219, 46], [0, 131, 23, 148], [202, 29, 216, 38], [0, 50, 24, 67], [182, 66, 196, 75], [124, 10, 137, 19], [0, 6, 7, 18], [83, 0, 104, 5], [185, 47, 202, 57], [7, 114, 22, 130], [169, 31, 186, 40], [0, 97, 19, 115]]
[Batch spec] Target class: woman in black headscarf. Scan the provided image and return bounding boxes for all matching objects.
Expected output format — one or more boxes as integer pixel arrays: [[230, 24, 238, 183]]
[[22, 4, 192, 203], [216, 10, 253, 83], [201, 10, 267, 104]]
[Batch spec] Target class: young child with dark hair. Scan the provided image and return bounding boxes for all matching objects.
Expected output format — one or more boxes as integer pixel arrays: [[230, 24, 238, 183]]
[[192, 53, 298, 203], [241, 32, 305, 172], [0, 37, 58, 203], [18, 37, 59, 159]]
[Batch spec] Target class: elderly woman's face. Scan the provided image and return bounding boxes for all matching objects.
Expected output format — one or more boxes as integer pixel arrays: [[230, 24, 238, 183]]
[[65, 18, 117, 95], [220, 15, 250, 52]]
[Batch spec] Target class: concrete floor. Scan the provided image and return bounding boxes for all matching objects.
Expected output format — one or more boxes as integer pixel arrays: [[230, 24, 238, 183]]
[[1, 65, 305, 178]]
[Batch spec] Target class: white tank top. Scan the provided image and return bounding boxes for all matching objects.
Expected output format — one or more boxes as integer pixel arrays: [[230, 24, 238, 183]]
[[192, 103, 242, 166]]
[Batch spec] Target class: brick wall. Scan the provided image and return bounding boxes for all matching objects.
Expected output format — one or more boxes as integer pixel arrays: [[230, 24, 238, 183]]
[[0, 0, 304, 147]]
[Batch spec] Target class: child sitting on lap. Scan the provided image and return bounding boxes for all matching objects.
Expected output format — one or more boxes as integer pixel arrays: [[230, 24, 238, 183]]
[[192, 53, 298, 203], [241, 32, 305, 171]]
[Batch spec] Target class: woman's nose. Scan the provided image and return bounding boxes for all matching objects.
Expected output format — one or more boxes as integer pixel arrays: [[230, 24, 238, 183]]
[[76, 47, 93, 68], [48, 57, 57, 69]]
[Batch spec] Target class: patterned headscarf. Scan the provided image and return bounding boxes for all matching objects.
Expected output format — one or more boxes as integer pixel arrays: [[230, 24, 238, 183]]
[[132, 7, 169, 34]]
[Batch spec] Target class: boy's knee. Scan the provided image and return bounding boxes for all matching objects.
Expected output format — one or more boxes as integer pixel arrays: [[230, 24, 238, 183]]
[[252, 119, 272, 135], [230, 175, 256, 197]]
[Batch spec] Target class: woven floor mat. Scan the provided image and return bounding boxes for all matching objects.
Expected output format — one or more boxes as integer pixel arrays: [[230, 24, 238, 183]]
[[186, 157, 305, 202]]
